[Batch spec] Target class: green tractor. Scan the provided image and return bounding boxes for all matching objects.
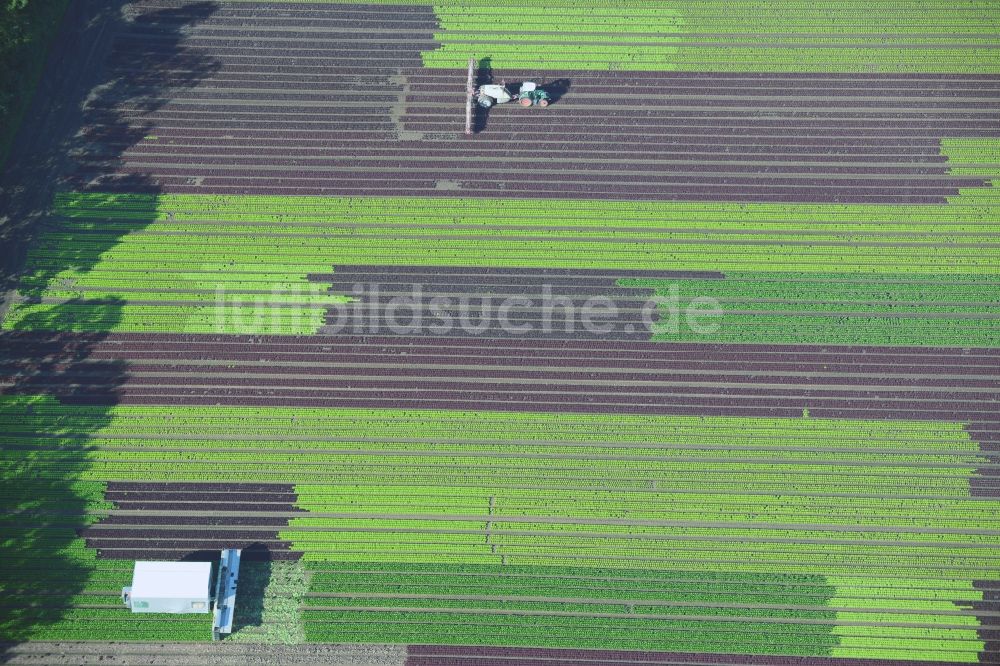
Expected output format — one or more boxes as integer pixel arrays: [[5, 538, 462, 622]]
[[464, 58, 552, 134], [516, 82, 551, 107], [475, 81, 551, 109]]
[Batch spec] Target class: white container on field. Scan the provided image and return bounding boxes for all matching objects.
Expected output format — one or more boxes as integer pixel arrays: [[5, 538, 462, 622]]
[[121, 561, 212, 613]]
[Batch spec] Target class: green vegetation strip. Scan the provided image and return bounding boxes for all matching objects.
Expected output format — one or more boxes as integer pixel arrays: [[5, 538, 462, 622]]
[[4, 193, 350, 335], [215, 0, 1000, 73], [2, 394, 995, 657], [621, 273, 1000, 347], [4, 191, 1000, 333], [942, 138, 1000, 179], [419, 0, 1000, 72]]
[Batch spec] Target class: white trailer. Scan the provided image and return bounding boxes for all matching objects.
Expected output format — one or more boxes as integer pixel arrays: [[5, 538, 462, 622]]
[[121, 549, 242, 640], [121, 561, 212, 613]]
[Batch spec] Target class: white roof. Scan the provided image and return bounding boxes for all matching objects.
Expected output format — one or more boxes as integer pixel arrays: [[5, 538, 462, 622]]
[[131, 561, 211, 599]]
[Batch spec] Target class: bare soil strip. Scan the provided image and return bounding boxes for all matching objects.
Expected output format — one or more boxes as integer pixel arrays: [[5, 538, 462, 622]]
[[0, 642, 405, 666]]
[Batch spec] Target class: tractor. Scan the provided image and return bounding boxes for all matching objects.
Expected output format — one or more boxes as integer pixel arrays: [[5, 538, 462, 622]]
[[464, 58, 552, 134], [476, 81, 550, 109]]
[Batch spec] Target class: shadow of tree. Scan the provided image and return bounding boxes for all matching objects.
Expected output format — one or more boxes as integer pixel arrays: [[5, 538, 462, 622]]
[[3, 0, 221, 301], [0, 0, 221, 652], [0, 326, 128, 645], [0, 412, 101, 642]]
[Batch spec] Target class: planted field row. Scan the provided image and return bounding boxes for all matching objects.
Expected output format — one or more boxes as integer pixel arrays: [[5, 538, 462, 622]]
[[141, 0, 1000, 73], [310, 264, 669, 341], [69, 0, 1000, 203], [1, 391, 997, 658], [425, 1, 1000, 73], [75, 167, 985, 186], [7, 331, 998, 363], [404, 643, 990, 666], [80, 480, 301, 559], [619, 273, 1000, 347], [71, 179, 988, 204], [70, 154, 992, 204], [5, 191, 1000, 338], [95, 75, 1000, 98], [2, 331, 999, 423]]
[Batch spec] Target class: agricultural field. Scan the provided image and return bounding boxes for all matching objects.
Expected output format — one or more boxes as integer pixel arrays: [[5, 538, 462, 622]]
[[0, 0, 998, 665]]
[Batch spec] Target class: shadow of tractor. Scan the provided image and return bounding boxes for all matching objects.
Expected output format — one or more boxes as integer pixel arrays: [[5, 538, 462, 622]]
[[470, 59, 571, 134]]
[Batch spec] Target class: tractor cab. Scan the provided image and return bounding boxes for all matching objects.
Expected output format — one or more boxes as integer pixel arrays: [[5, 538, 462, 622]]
[[517, 82, 550, 107]]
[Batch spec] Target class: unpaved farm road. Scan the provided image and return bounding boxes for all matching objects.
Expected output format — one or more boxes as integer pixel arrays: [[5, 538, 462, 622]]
[[0, 641, 406, 665]]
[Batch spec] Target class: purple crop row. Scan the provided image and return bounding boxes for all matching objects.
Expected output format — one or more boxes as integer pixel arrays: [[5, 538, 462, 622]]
[[111, 141, 954, 160], [36, 352, 993, 376], [112, 40, 436, 56], [49, 386, 1000, 424], [121, 145, 954, 164], [103, 151, 959, 178], [97, 549, 300, 561], [100, 74, 1000, 100], [3, 356, 993, 384], [78, 125, 977, 146], [13, 363, 998, 391], [71, 179, 960, 205], [78, 170, 969, 191], [97, 515, 288, 527], [6, 332, 1000, 359]]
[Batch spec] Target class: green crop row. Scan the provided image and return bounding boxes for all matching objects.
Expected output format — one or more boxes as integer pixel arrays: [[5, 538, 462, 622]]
[[2, 394, 996, 653], [2, 392, 974, 437], [3, 192, 360, 335], [52, 191, 1000, 228], [304, 560, 983, 591], [419, 1, 1000, 72], [620, 271, 1000, 346], [652, 315, 999, 347], [298, 610, 981, 661], [302, 596, 980, 629], [14, 434, 979, 456], [7, 189, 1000, 333], [943, 138, 1000, 183]]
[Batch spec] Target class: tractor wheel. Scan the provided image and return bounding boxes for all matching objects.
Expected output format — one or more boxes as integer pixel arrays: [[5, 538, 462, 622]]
[[538, 99, 549, 107], [519, 97, 533, 107]]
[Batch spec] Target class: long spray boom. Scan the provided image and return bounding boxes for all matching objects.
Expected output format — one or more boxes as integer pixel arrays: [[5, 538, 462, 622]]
[[465, 57, 475, 135]]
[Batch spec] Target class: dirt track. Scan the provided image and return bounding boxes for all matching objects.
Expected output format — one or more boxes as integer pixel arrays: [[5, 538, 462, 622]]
[[0, 642, 406, 665]]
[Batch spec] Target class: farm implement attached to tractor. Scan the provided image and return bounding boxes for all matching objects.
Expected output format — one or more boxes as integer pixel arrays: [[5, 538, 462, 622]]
[[465, 57, 550, 134]]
